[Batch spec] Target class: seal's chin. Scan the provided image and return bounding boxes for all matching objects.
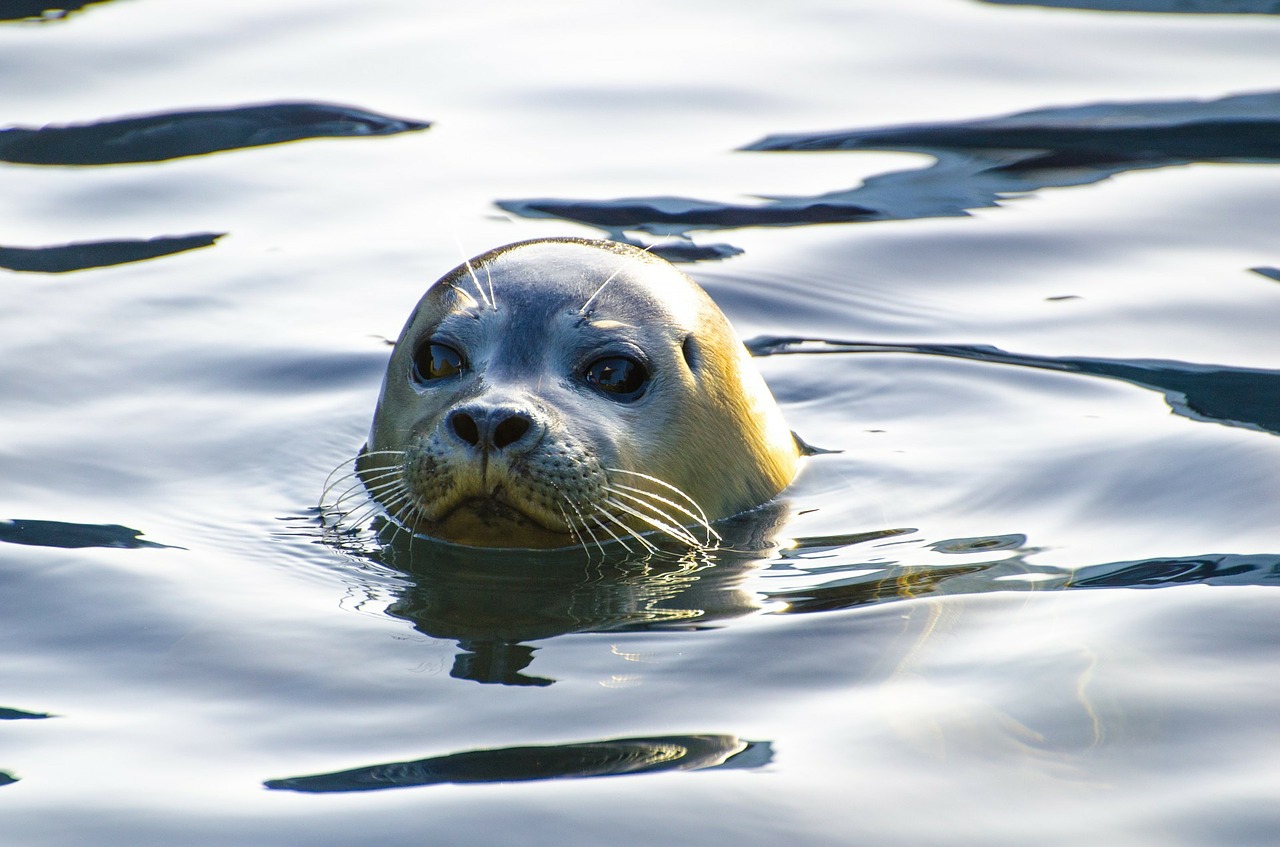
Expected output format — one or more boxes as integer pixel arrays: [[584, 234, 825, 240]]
[[427, 497, 575, 549]]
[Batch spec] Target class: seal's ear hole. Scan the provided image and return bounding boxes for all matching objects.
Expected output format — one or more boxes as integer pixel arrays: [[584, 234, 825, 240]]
[[681, 334, 701, 373]]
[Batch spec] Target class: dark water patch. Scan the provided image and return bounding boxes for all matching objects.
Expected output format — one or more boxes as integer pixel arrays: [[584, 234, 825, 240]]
[[313, 506, 1278, 686], [1252, 266, 1280, 282], [747, 108, 1280, 162], [0, 102, 430, 166], [342, 509, 1277, 641], [1071, 554, 1278, 587], [0, 233, 222, 273], [312, 508, 791, 685], [452, 641, 553, 687], [769, 549, 1279, 615], [0, 519, 175, 549], [747, 336, 1280, 436], [0, 0, 115, 22], [0, 707, 53, 720], [977, 0, 1280, 14], [0, 772, 17, 787], [265, 734, 768, 792], [498, 196, 877, 237], [647, 239, 744, 263], [772, 563, 993, 614], [780, 528, 916, 556], [931, 534, 1028, 554], [500, 92, 1280, 256]]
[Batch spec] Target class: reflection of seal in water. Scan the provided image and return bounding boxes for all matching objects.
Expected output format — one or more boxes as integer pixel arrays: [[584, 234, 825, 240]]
[[355, 237, 799, 550]]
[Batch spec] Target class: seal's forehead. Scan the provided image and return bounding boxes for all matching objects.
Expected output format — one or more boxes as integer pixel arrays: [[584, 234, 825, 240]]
[[473, 239, 707, 321]]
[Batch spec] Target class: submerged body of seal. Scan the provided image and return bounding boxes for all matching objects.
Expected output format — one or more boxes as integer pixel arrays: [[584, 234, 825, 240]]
[[356, 237, 798, 550]]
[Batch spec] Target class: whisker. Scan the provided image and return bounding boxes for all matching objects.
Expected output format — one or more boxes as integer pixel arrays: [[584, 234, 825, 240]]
[[330, 474, 403, 515], [578, 519, 605, 560], [572, 503, 606, 558], [318, 448, 416, 540], [321, 456, 359, 492], [323, 450, 404, 499], [339, 499, 386, 533], [353, 478, 405, 514], [589, 514, 633, 553], [379, 484, 416, 520], [595, 506, 659, 554], [578, 239, 660, 314], [354, 475, 407, 500], [453, 234, 492, 309], [554, 487, 605, 559], [398, 488, 433, 535], [325, 475, 400, 516], [606, 483, 720, 545], [321, 468, 363, 501], [556, 503, 593, 560], [602, 495, 700, 547], [330, 484, 374, 514], [343, 481, 401, 514], [355, 469, 408, 491], [604, 468, 716, 533], [578, 266, 624, 316]]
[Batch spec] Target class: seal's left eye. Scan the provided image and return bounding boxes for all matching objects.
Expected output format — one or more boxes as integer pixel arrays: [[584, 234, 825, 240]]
[[412, 342, 465, 382], [584, 356, 648, 401]]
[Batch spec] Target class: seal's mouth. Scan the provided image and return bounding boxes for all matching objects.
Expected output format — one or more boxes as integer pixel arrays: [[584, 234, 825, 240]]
[[428, 494, 575, 549], [444, 494, 533, 524]]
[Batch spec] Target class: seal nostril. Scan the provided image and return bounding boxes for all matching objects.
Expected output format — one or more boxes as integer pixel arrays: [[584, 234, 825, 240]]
[[450, 411, 480, 446], [493, 414, 531, 449]]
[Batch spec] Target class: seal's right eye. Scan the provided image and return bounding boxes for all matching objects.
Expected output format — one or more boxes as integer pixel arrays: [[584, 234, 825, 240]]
[[584, 355, 649, 401], [412, 342, 465, 383]]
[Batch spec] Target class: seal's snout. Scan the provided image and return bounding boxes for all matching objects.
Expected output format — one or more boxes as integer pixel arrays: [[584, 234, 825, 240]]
[[447, 404, 540, 453]]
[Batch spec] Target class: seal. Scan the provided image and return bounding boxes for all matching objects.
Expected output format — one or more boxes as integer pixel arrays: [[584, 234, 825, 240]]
[[356, 237, 798, 550]]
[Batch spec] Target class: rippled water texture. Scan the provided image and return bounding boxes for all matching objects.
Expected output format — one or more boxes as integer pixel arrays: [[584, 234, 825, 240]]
[[1, 1, 1277, 845]]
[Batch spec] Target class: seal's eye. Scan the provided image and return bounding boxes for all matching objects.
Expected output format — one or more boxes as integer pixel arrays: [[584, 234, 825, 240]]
[[584, 356, 648, 401], [412, 342, 465, 382]]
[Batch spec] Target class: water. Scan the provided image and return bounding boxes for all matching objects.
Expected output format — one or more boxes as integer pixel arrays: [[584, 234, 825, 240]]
[[1, 1, 1277, 844]]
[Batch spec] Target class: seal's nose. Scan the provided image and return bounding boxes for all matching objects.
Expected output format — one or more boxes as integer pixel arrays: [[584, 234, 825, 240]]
[[448, 406, 538, 452]]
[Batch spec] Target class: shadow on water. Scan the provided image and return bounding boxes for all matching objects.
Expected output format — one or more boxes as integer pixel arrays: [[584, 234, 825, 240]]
[[498, 91, 1280, 259], [768, 538, 1280, 614], [0, 1, 116, 22], [268, 513, 785, 792], [0, 101, 427, 273], [0, 518, 175, 549], [748, 336, 1280, 437], [976, 0, 1280, 14], [329, 504, 797, 687], [0, 102, 430, 166], [0, 233, 223, 274], [0, 708, 51, 792], [317, 502, 1279, 689], [265, 734, 771, 793], [286, 513, 1277, 791], [0, 707, 53, 720]]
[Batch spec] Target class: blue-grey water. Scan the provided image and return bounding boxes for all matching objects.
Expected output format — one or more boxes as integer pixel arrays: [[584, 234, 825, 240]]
[[1, 1, 1277, 844]]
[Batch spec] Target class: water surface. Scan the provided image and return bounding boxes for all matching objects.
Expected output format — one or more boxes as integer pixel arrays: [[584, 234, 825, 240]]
[[1, 1, 1277, 845]]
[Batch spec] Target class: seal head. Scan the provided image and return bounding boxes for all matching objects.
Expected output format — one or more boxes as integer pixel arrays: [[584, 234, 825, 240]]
[[359, 238, 798, 549]]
